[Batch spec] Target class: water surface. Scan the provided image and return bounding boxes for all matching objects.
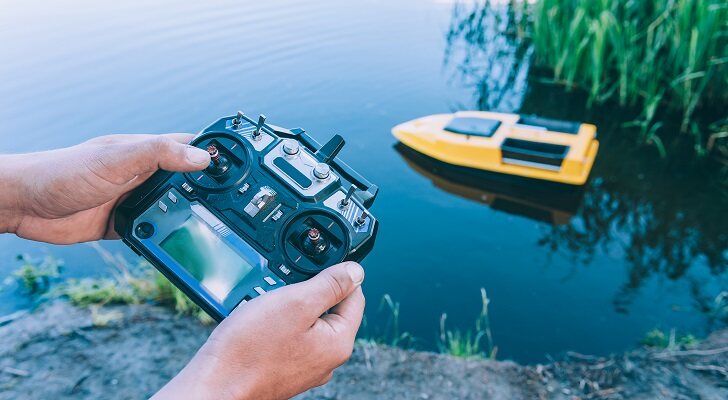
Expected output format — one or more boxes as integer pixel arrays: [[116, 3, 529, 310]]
[[1, 0, 725, 363]]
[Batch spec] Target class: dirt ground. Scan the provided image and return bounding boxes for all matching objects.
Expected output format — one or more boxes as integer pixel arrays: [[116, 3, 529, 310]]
[[0, 302, 726, 399]]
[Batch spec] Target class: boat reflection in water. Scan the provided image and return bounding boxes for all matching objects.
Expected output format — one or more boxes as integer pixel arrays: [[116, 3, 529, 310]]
[[394, 143, 584, 225]]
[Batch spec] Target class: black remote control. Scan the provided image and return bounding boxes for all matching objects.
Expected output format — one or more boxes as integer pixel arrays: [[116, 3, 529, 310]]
[[114, 112, 379, 321]]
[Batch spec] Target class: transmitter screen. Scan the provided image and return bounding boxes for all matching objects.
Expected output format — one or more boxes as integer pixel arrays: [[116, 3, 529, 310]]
[[160, 216, 257, 302]]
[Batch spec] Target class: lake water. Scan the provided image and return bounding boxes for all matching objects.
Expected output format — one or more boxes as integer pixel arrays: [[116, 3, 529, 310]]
[[1, 0, 725, 363]]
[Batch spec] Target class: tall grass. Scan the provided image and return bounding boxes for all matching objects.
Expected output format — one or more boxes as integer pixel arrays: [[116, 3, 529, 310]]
[[26, 244, 216, 324], [454, 0, 727, 156], [10, 254, 63, 293], [438, 288, 497, 359], [530, 0, 727, 149], [358, 294, 415, 348]]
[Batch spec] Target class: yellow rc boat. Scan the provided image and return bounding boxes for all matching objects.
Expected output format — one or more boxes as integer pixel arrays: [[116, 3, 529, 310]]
[[392, 111, 599, 185]]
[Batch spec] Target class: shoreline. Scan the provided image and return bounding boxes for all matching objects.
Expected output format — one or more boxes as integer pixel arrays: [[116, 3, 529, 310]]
[[0, 302, 726, 399]]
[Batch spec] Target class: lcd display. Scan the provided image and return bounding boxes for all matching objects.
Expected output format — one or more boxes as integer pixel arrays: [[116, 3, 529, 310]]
[[160, 216, 257, 302]]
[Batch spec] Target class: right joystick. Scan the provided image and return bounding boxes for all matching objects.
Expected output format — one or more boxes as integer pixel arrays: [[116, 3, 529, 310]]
[[282, 212, 349, 274], [302, 228, 328, 256]]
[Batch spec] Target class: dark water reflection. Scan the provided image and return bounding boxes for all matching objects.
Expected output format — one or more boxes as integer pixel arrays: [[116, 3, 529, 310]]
[[0, 0, 725, 363], [443, 1, 727, 326]]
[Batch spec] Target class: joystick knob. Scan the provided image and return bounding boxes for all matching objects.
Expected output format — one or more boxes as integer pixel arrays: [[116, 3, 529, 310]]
[[206, 144, 230, 176], [302, 227, 328, 255], [313, 163, 331, 180], [208, 145, 220, 163], [282, 139, 300, 156], [307, 228, 321, 242]]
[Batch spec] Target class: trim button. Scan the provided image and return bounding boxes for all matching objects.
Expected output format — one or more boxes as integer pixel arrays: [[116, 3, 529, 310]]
[[254, 286, 266, 295], [158, 201, 168, 213], [263, 276, 277, 286]]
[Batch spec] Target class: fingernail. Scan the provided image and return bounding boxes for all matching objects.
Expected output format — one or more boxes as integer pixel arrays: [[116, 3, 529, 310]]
[[347, 263, 364, 285], [185, 146, 211, 165]]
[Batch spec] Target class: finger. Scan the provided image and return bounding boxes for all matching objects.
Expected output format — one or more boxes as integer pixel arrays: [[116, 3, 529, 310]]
[[161, 133, 196, 144], [318, 286, 365, 337], [107, 135, 210, 178], [85, 133, 195, 146], [290, 262, 365, 320]]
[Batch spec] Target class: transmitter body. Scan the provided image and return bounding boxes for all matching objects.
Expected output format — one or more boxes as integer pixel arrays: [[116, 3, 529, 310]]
[[115, 112, 379, 321]]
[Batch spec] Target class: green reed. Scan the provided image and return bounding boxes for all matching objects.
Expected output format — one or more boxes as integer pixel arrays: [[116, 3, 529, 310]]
[[459, 0, 727, 155], [530, 0, 727, 144], [438, 288, 497, 359]]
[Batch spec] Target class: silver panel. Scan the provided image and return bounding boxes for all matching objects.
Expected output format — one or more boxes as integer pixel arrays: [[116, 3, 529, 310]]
[[226, 119, 275, 151], [263, 141, 339, 197], [323, 190, 375, 233]]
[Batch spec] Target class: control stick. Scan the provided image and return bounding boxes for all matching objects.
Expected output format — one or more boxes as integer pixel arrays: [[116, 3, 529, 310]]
[[206, 144, 230, 176], [302, 227, 328, 256]]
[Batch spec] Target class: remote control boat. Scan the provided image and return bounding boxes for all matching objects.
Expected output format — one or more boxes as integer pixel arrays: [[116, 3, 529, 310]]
[[392, 111, 599, 185], [394, 143, 583, 225]]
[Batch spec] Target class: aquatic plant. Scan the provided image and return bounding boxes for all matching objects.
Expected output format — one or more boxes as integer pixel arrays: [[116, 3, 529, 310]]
[[152, 271, 213, 324], [358, 294, 415, 348], [438, 288, 497, 359], [694, 290, 728, 326], [534, 0, 726, 149], [641, 328, 700, 349], [9, 254, 63, 294], [23, 244, 214, 324], [447, 0, 728, 158], [59, 277, 143, 306]]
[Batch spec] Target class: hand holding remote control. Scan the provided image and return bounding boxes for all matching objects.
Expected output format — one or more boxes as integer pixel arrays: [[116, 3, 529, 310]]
[[0, 131, 371, 400], [0, 133, 210, 243], [153, 262, 365, 400], [115, 111, 379, 321]]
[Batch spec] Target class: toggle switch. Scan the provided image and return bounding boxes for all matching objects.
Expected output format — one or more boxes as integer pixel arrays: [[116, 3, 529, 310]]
[[244, 186, 277, 217], [339, 184, 358, 209], [232, 111, 244, 128], [355, 211, 369, 226], [252, 114, 266, 141]]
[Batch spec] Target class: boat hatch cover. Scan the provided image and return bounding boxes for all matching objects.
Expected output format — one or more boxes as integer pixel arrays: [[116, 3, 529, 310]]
[[444, 117, 501, 138], [517, 115, 581, 134], [501, 138, 569, 169]]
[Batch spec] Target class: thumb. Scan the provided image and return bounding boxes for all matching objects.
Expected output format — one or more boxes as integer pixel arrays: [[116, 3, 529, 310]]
[[292, 262, 365, 319], [113, 134, 211, 178]]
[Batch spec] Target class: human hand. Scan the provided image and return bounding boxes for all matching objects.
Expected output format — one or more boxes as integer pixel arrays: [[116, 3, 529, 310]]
[[0, 134, 210, 243], [153, 262, 366, 400]]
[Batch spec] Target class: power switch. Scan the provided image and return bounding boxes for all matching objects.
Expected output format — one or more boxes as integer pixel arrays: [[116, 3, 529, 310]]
[[244, 186, 277, 217]]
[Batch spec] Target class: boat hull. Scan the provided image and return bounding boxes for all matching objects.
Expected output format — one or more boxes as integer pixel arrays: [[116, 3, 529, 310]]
[[392, 112, 599, 186]]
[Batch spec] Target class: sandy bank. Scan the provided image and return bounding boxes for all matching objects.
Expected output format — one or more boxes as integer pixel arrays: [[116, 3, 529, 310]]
[[0, 302, 725, 399]]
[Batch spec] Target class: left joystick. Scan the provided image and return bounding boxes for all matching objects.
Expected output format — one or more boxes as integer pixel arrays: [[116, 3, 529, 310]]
[[206, 144, 230, 177]]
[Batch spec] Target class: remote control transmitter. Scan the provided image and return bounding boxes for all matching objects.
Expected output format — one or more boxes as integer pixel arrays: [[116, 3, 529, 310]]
[[115, 111, 379, 321]]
